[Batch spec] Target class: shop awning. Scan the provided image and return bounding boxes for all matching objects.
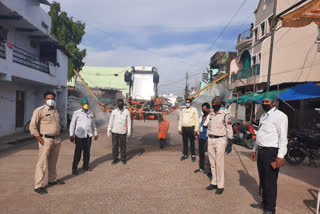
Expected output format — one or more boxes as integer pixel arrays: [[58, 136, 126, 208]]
[[278, 82, 320, 101], [226, 98, 236, 103], [226, 91, 262, 103], [282, 0, 320, 28], [254, 88, 291, 104]]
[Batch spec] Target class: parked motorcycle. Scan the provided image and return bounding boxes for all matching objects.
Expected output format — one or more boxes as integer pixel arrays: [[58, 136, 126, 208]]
[[285, 130, 320, 167], [232, 122, 258, 149]]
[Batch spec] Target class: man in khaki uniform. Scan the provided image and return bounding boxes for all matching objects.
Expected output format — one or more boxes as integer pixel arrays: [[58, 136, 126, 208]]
[[29, 91, 64, 194], [205, 96, 233, 195]]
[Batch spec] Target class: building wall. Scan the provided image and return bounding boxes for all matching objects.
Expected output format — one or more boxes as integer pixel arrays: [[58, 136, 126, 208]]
[[252, 0, 274, 56], [1, 0, 51, 35], [0, 81, 55, 136], [259, 1, 320, 85]]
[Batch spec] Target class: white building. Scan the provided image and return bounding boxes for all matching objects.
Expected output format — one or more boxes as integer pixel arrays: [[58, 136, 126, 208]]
[[0, 0, 68, 136]]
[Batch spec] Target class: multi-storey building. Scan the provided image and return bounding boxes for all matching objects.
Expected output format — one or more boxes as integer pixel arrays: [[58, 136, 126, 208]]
[[229, 0, 320, 130], [0, 0, 68, 136]]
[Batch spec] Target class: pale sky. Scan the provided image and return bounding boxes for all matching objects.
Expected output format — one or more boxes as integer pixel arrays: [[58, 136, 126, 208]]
[[43, 0, 259, 95]]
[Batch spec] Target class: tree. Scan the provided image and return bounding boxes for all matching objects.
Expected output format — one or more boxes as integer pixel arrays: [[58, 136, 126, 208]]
[[48, 2, 86, 81]]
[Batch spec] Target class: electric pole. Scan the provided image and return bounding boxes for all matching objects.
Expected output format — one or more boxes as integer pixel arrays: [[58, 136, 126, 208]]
[[266, 0, 277, 92], [184, 72, 189, 100]]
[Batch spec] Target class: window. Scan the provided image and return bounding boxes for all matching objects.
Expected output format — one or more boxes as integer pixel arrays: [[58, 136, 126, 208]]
[[258, 53, 261, 64], [254, 28, 258, 42], [268, 17, 273, 33], [252, 56, 256, 65], [261, 22, 265, 37], [0, 26, 8, 40]]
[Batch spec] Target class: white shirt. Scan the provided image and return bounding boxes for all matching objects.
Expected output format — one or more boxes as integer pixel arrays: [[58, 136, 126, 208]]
[[253, 107, 288, 158], [69, 109, 98, 138], [107, 108, 131, 135], [199, 114, 210, 133]]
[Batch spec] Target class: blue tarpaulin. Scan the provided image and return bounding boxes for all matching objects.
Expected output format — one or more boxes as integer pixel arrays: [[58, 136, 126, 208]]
[[278, 82, 320, 101]]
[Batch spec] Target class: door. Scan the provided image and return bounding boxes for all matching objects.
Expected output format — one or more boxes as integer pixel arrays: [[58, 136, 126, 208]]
[[16, 91, 25, 128]]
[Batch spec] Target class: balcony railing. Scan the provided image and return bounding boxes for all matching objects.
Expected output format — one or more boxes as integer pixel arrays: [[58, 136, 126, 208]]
[[12, 46, 49, 74], [237, 29, 252, 43], [231, 64, 260, 82], [237, 67, 250, 79], [0, 41, 5, 59]]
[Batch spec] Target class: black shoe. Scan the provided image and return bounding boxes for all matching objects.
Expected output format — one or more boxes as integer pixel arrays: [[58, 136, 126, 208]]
[[48, 179, 65, 186], [112, 159, 119, 165], [194, 169, 204, 173], [72, 169, 78, 175], [83, 167, 92, 171], [122, 159, 127, 165], [180, 155, 188, 161], [263, 210, 275, 214], [206, 184, 217, 190], [216, 188, 224, 194], [191, 155, 196, 162], [250, 202, 263, 209], [34, 187, 48, 194]]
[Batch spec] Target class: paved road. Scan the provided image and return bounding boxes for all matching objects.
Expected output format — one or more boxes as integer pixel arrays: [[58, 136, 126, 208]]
[[0, 114, 319, 214]]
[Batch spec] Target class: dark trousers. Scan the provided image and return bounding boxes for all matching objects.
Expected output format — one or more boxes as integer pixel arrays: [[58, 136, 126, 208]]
[[198, 138, 206, 170], [182, 127, 195, 156], [72, 136, 92, 170], [112, 133, 127, 160], [257, 147, 279, 213]]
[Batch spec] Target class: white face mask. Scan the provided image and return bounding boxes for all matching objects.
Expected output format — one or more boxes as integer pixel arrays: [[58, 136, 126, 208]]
[[46, 99, 55, 107]]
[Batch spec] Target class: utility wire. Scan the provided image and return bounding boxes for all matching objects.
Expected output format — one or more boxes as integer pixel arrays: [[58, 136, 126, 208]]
[[206, 0, 248, 52]]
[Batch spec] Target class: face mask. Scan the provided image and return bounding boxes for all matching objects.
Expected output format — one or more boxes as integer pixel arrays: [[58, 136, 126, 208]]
[[46, 99, 55, 107], [262, 104, 271, 112], [202, 110, 208, 115], [82, 104, 89, 111], [212, 104, 221, 111], [118, 104, 124, 110], [186, 103, 191, 108], [220, 107, 225, 110]]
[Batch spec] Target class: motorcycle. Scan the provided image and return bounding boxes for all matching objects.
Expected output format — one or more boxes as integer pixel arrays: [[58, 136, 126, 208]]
[[232, 122, 258, 149], [285, 130, 320, 167]]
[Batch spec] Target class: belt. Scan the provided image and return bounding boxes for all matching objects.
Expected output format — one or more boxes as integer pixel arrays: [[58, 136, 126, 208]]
[[41, 134, 57, 139], [258, 146, 278, 150], [208, 134, 225, 139]]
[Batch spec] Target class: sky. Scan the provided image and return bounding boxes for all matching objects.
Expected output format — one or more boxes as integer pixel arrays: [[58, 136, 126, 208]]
[[43, 0, 259, 95]]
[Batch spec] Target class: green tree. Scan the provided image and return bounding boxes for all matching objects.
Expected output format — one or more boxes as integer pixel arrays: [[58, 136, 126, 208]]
[[48, 2, 86, 81]]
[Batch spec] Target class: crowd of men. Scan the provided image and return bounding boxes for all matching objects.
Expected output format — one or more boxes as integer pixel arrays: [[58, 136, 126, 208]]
[[29, 91, 287, 214]]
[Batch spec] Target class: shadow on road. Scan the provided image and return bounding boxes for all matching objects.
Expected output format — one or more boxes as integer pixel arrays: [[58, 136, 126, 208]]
[[240, 151, 253, 158], [303, 189, 319, 214], [89, 148, 146, 169], [238, 169, 261, 203], [128, 133, 181, 153], [0, 132, 70, 159], [239, 146, 320, 188], [53, 148, 146, 187]]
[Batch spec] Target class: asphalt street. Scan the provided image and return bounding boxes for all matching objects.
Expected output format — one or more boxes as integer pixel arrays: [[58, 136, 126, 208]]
[[0, 113, 319, 214]]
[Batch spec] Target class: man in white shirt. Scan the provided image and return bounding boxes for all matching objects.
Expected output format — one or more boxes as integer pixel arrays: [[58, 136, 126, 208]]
[[69, 98, 98, 175], [107, 99, 131, 165], [250, 94, 288, 214]]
